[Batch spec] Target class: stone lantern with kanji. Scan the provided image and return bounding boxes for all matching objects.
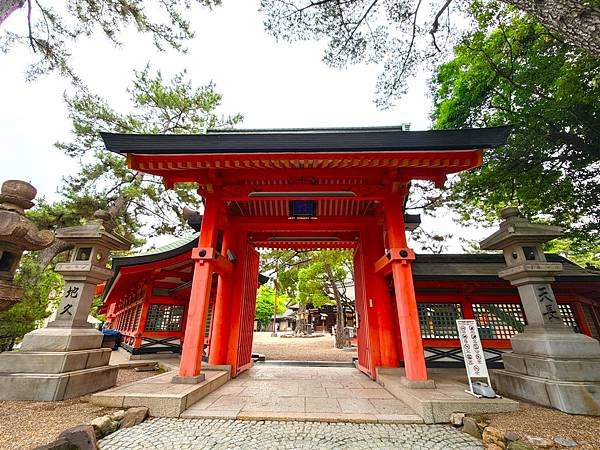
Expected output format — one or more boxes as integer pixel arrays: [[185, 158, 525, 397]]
[[0, 180, 54, 311], [21, 210, 131, 352], [480, 206, 600, 415], [480, 206, 566, 330], [0, 210, 131, 401]]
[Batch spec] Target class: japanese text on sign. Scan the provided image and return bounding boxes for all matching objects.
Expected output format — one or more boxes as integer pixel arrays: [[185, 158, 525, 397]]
[[456, 319, 489, 378]]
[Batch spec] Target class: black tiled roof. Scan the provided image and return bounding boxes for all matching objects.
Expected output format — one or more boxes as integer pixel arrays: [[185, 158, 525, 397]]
[[100, 126, 512, 155], [412, 253, 600, 280]]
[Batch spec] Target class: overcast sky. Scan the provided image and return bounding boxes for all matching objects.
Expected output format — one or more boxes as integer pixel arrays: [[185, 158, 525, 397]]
[[0, 0, 493, 251]]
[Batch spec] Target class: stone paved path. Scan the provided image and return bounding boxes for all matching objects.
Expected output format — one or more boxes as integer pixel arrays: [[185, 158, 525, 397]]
[[99, 418, 484, 449], [182, 365, 420, 423]]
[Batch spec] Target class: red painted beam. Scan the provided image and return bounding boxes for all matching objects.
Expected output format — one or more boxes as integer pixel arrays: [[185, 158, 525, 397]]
[[232, 216, 376, 232]]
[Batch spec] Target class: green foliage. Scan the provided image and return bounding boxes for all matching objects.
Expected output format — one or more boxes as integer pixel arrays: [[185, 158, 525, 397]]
[[432, 7, 600, 260], [544, 238, 600, 269], [259, 249, 311, 300], [40, 66, 242, 245], [259, 250, 354, 308], [0, 254, 63, 350], [296, 251, 353, 307], [255, 285, 287, 327], [1, 0, 222, 82], [90, 296, 106, 321]]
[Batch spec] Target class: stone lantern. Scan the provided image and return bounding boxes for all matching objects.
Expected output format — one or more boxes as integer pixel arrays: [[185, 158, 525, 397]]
[[480, 207, 600, 415], [0, 180, 54, 311], [0, 210, 131, 401]]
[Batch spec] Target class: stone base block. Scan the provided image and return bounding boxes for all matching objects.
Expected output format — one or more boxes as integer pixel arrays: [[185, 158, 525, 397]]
[[0, 365, 118, 401], [0, 348, 111, 374], [502, 352, 600, 382], [492, 369, 600, 415], [400, 377, 436, 389], [172, 373, 206, 384], [20, 327, 103, 352], [510, 329, 600, 359]]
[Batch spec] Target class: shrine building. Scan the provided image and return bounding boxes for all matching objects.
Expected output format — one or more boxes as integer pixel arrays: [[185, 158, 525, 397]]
[[99, 126, 600, 383]]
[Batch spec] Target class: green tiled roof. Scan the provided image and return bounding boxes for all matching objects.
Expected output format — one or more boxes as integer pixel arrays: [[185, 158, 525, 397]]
[[129, 233, 199, 258]]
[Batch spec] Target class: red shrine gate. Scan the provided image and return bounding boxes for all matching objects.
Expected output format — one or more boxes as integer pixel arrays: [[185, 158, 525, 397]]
[[101, 126, 511, 382]]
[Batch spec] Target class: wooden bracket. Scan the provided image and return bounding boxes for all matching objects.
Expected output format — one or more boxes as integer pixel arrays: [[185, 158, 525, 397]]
[[192, 247, 215, 261], [389, 247, 416, 264]]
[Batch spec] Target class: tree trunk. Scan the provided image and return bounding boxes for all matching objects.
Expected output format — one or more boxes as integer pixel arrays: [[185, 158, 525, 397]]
[[0, 0, 24, 26], [325, 263, 346, 349], [503, 0, 600, 57], [295, 304, 306, 335], [37, 238, 74, 269]]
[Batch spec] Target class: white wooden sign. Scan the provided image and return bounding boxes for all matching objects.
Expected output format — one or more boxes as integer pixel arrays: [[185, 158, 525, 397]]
[[456, 319, 491, 396]]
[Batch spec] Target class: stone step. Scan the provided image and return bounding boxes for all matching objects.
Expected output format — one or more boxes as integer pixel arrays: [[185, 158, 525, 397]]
[[376, 369, 519, 424], [92, 369, 230, 417], [257, 360, 356, 368], [181, 409, 424, 424], [0, 348, 111, 374]]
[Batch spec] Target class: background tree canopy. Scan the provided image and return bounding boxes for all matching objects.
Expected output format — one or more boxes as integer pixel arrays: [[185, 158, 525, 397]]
[[261, 0, 600, 107], [431, 6, 599, 264], [28, 65, 242, 267], [255, 285, 288, 329], [0, 0, 221, 82]]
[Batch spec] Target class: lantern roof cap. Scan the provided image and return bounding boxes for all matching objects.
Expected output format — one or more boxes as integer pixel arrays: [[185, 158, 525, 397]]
[[480, 207, 563, 250], [0, 180, 54, 250], [55, 211, 130, 251]]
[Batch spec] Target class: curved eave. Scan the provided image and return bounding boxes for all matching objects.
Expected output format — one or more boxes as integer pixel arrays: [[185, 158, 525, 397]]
[[100, 126, 512, 155], [103, 236, 199, 301], [112, 236, 199, 270]]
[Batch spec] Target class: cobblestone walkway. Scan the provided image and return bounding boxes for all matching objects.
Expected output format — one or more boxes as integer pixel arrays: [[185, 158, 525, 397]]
[[99, 418, 484, 449]]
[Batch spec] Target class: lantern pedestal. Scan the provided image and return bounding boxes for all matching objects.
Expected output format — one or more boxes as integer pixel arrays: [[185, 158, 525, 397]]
[[20, 327, 104, 352], [0, 348, 117, 401]]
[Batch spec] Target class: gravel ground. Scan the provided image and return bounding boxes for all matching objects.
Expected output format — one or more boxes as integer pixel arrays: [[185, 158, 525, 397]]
[[99, 418, 484, 450], [485, 401, 600, 449], [0, 368, 157, 450], [252, 332, 358, 362]]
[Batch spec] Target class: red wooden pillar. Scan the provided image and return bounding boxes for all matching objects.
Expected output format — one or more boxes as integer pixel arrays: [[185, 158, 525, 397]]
[[384, 193, 428, 381], [362, 224, 400, 368], [462, 295, 475, 320], [208, 226, 236, 365], [176, 195, 221, 381]]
